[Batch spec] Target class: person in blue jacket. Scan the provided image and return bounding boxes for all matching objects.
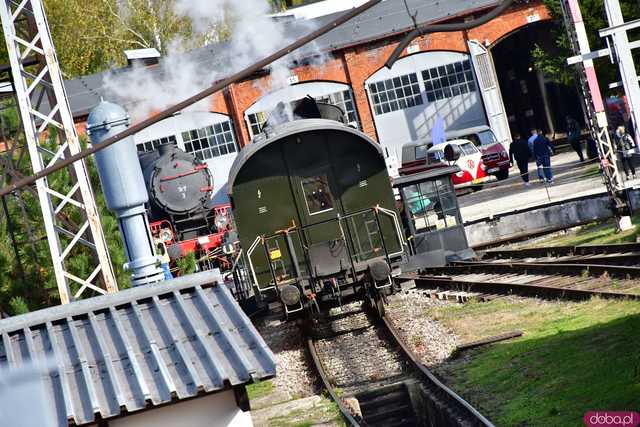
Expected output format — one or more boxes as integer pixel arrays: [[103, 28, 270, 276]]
[[528, 129, 544, 181], [533, 129, 555, 184]]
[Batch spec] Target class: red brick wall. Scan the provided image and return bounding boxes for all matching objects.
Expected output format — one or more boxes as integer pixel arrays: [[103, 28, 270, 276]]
[[467, 2, 552, 45], [212, 1, 551, 145], [75, 1, 552, 147]]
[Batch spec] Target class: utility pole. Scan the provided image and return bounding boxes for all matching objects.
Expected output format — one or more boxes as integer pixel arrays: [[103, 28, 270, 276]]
[[601, 0, 640, 144], [561, 0, 633, 231], [0, 0, 118, 303]]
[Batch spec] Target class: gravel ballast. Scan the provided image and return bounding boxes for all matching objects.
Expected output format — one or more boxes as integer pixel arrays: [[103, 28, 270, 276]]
[[386, 289, 460, 366]]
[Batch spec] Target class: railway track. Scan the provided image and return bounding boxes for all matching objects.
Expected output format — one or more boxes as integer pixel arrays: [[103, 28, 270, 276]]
[[479, 243, 640, 266], [306, 303, 493, 427], [408, 262, 640, 301]]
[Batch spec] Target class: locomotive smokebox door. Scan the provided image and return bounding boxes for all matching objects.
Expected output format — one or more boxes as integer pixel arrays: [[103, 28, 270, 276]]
[[143, 144, 213, 216], [393, 165, 476, 270]]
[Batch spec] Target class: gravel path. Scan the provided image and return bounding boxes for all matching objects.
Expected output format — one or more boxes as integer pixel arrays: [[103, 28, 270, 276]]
[[255, 317, 318, 400], [386, 290, 459, 366]]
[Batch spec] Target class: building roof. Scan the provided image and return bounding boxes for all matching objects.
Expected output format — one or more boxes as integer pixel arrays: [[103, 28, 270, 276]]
[[63, 0, 500, 118], [0, 271, 276, 426]]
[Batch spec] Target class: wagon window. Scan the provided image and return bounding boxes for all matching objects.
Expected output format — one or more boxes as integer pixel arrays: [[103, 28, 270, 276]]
[[301, 175, 334, 215]]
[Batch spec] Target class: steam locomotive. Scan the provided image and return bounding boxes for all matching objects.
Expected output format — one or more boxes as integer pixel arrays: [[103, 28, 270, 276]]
[[138, 144, 235, 271]]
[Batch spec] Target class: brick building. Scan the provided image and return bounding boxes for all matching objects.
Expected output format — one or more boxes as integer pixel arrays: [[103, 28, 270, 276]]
[[65, 0, 581, 203]]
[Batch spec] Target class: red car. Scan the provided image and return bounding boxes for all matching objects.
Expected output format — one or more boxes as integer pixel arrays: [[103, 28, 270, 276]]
[[400, 125, 510, 180]]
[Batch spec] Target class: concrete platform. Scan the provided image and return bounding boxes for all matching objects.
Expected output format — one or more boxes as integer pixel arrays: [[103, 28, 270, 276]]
[[459, 151, 640, 222]]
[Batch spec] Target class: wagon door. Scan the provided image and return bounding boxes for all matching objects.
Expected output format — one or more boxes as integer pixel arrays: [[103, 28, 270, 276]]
[[283, 133, 349, 277], [468, 40, 511, 145]]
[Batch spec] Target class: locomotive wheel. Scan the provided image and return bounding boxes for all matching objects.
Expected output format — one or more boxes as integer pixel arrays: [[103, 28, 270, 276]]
[[375, 293, 386, 318], [365, 287, 386, 320]]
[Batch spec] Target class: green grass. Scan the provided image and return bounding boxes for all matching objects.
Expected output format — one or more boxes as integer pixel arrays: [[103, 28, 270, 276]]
[[428, 298, 640, 426], [528, 213, 640, 247], [247, 380, 275, 401], [265, 398, 344, 427]]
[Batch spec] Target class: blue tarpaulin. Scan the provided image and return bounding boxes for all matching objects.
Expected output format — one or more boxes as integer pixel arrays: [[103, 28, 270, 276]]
[[432, 116, 446, 146]]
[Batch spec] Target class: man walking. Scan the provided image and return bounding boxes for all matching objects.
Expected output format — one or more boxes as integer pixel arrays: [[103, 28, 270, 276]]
[[528, 129, 544, 181], [533, 129, 555, 184], [615, 125, 637, 179], [566, 116, 584, 162], [510, 133, 531, 186], [528, 129, 538, 152]]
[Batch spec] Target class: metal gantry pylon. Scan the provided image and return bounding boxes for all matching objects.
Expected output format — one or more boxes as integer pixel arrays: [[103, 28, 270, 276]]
[[0, 0, 117, 303], [561, 0, 631, 223]]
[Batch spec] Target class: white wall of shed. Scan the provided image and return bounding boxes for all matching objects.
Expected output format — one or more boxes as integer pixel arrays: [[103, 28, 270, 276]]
[[109, 390, 252, 427], [365, 51, 487, 170]]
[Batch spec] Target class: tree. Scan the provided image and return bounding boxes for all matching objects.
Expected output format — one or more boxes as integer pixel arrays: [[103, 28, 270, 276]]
[[0, 0, 233, 78], [92, 0, 192, 55], [533, 0, 640, 91], [44, 0, 130, 76], [0, 118, 131, 315]]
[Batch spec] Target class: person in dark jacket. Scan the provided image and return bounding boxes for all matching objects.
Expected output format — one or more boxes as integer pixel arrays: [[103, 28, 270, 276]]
[[615, 125, 637, 179], [528, 129, 544, 181], [510, 133, 531, 186], [533, 129, 555, 183], [566, 116, 584, 162]]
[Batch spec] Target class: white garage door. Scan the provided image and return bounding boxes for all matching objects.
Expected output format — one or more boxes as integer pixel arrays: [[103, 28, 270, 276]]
[[365, 51, 488, 175]]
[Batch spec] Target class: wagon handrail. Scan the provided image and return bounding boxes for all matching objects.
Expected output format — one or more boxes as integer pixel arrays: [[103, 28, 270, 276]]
[[246, 235, 277, 293], [262, 207, 395, 239], [261, 206, 406, 264], [376, 205, 407, 258]]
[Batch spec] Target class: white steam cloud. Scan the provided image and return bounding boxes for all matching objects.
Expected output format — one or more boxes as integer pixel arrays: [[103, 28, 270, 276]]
[[103, 0, 325, 120]]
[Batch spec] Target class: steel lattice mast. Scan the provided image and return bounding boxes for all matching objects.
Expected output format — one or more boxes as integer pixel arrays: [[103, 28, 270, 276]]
[[0, 0, 117, 303], [561, 0, 631, 226]]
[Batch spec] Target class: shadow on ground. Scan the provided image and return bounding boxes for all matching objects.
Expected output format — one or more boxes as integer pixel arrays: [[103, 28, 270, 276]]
[[436, 313, 640, 426]]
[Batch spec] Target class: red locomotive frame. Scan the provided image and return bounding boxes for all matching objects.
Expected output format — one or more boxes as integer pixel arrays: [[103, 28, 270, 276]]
[[150, 204, 234, 269]]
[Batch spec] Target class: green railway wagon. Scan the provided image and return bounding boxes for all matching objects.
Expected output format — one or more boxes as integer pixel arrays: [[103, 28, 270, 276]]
[[228, 119, 406, 316]]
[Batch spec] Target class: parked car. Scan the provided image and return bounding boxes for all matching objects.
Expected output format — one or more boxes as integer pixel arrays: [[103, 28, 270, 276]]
[[400, 125, 511, 180], [425, 139, 494, 189]]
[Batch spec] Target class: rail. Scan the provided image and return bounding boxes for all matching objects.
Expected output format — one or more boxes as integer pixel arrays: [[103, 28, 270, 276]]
[[306, 336, 363, 426], [382, 315, 495, 427], [306, 304, 494, 426], [411, 261, 640, 301], [480, 242, 640, 263]]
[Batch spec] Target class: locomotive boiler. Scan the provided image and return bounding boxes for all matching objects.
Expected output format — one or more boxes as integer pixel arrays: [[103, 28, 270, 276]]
[[138, 144, 234, 269]]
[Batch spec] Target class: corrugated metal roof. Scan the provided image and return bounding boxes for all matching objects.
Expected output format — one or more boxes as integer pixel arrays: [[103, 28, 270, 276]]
[[0, 271, 276, 426], [63, 0, 502, 117]]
